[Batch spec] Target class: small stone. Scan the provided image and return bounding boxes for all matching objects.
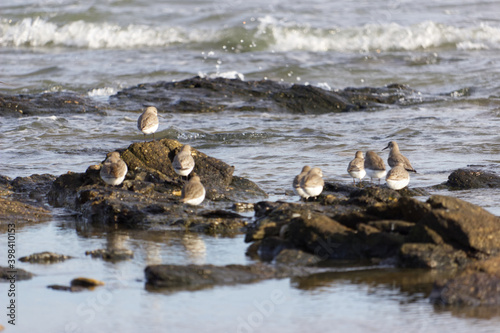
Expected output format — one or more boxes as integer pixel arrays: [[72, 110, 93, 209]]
[[85, 248, 134, 261], [70, 277, 105, 288], [19, 251, 73, 264]]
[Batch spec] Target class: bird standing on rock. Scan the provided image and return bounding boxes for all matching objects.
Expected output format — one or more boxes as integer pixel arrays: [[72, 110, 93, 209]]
[[173, 144, 195, 179], [386, 162, 410, 190], [180, 174, 205, 205], [300, 167, 324, 200], [364, 151, 386, 184], [347, 151, 366, 185], [100, 151, 128, 186], [137, 106, 159, 141], [383, 141, 417, 173], [293, 165, 311, 198]]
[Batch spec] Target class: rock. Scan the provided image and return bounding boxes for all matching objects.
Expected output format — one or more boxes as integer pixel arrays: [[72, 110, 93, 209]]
[[0, 266, 34, 281], [70, 277, 105, 288], [421, 195, 500, 255], [19, 251, 73, 263], [145, 263, 308, 291], [431, 255, 500, 306], [47, 139, 266, 232], [0, 197, 51, 225], [85, 249, 134, 261], [47, 284, 84, 292], [110, 77, 430, 114], [274, 249, 323, 266], [399, 243, 468, 269], [0, 91, 105, 117], [446, 168, 500, 189]]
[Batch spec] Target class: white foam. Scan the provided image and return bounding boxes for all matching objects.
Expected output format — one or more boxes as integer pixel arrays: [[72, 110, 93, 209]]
[[257, 17, 500, 52], [0, 17, 198, 48], [198, 71, 245, 80], [2, 16, 500, 52], [87, 87, 116, 97]]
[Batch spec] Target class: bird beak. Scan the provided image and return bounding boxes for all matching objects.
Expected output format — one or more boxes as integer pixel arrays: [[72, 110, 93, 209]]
[[382, 145, 389, 151]]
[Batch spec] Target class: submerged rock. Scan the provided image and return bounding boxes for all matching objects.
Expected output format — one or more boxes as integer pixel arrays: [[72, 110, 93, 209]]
[[47, 138, 266, 232], [19, 251, 73, 264], [0, 266, 34, 281], [85, 248, 134, 261], [145, 263, 307, 291]]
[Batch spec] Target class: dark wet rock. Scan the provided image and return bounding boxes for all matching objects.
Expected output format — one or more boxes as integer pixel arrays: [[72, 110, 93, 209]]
[[145, 263, 308, 291], [110, 76, 429, 114], [399, 243, 469, 269], [19, 251, 73, 263], [0, 91, 105, 117], [47, 284, 84, 292], [0, 197, 51, 225], [431, 255, 500, 306], [85, 248, 134, 261], [0, 174, 52, 226], [47, 139, 266, 232], [446, 168, 500, 189], [245, 190, 500, 270], [274, 249, 323, 266], [422, 195, 500, 255], [0, 266, 34, 281]]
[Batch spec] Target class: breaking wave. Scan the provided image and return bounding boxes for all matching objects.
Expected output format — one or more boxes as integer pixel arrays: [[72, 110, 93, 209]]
[[1, 16, 500, 52]]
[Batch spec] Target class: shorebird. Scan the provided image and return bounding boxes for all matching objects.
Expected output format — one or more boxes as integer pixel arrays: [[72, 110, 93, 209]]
[[293, 165, 311, 198], [173, 144, 195, 179], [386, 162, 410, 190], [100, 151, 128, 186], [137, 106, 159, 141], [347, 151, 366, 185], [383, 141, 417, 173], [364, 151, 386, 184], [300, 167, 324, 200], [180, 174, 205, 205]]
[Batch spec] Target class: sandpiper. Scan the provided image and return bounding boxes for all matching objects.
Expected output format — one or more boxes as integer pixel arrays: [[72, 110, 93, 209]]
[[173, 144, 195, 178], [386, 162, 410, 190], [383, 141, 417, 173], [364, 151, 386, 183], [180, 174, 206, 205], [347, 151, 366, 185], [293, 165, 311, 198], [137, 106, 159, 141], [100, 151, 128, 186], [300, 167, 324, 199]]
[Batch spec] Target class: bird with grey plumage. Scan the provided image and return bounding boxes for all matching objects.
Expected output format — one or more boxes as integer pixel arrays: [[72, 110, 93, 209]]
[[364, 151, 386, 184], [173, 144, 195, 179], [386, 161, 410, 190], [383, 141, 417, 173], [300, 167, 324, 200], [100, 151, 128, 186], [347, 151, 366, 185], [137, 106, 159, 141], [180, 174, 205, 205], [293, 165, 311, 199]]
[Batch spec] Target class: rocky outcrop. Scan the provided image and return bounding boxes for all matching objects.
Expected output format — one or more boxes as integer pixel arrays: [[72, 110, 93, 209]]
[[47, 138, 267, 232], [446, 168, 500, 189], [110, 77, 429, 113], [245, 188, 500, 269], [0, 91, 105, 117]]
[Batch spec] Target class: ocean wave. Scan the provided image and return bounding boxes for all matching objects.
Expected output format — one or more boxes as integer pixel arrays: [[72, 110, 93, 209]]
[[1, 16, 500, 52]]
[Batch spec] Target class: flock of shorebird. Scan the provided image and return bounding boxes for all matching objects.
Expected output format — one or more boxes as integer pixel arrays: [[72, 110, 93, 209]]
[[294, 140, 417, 200], [100, 106, 417, 205]]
